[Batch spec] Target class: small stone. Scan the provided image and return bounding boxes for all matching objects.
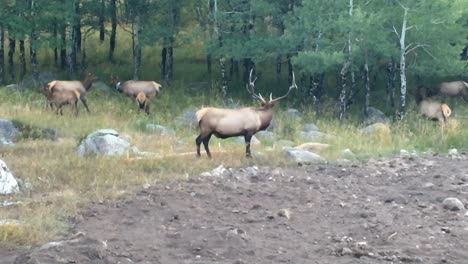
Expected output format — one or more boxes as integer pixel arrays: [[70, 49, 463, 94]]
[[278, 208, 291, 219], [442, 197, 465, 211]]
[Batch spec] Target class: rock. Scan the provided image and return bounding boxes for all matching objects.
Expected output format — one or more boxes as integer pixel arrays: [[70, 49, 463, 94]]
[[360, 123, 391, 143], [303, 123, 319, 132], [286, 109, 302, 120], [448, 148, 459, 158], [400, 149, 409, 157], [342, 148, 355, 158], [284, 149, 324, 164], [299, 131, 334, 141], [256, 131, 277, 140], [275, 140, 295, 148], [145, 124, 176, 136], [233, 136, 261, 146], [294, 142, 330, 153], [278, 208, 291, 219], [14, 234, 109, 264], [174, 108, 198, 129], [245, 167, 258, 177], [0, 160, 20, 195], [77, 129, 140, 156], [442, 197, 465, 211], [0, 120, 19, 146], [362, 107, 390, 126], [211, 165, 228, 177]]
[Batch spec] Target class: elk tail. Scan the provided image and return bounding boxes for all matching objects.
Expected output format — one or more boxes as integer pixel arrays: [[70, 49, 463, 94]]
[[196, 108, 210, 123], [441, 104, 452, 118]]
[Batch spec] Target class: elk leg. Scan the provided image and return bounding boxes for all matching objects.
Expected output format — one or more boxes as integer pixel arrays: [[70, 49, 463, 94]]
[[196, 135, 203, 157], [80, 96, 91, 113], [145, 104, 150, 115], [203, 134, 213, 158], [244, 135, 252, 158], [74, 101, 79, 116]]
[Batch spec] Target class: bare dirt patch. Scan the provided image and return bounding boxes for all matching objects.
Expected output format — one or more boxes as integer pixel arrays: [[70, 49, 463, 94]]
[[4, 155, 468, 263]]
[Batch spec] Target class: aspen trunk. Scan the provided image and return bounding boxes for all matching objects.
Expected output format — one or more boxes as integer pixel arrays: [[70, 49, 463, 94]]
[[397, 8, 408, 120]]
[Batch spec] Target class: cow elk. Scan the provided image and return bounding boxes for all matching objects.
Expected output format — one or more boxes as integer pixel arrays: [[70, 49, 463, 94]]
[[110, 75, 162, 114], [136, 92, 150, 114], [41, 85, 80, 116], [196, 70, 297, 158], [47, 72, 98, 113], [416, 85, 452, 125], [429, 81, 468, 102]]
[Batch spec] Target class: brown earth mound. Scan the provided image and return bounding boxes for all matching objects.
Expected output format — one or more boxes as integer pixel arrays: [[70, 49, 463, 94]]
[[5, 155, 468, 263]]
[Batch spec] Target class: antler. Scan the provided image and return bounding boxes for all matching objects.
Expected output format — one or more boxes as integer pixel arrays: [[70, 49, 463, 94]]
[[270, 72, 298, 103], [245, 69, 266, 103]]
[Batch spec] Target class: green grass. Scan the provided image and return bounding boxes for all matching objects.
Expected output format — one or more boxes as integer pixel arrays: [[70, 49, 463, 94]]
[[1, 29, 468, 248]]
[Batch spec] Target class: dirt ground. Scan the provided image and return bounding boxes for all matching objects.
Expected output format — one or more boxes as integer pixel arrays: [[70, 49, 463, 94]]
[[4, 155, 468, 264]]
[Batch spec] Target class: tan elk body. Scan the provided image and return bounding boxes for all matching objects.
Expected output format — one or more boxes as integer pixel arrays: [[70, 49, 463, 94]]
[[196, 70, 297, 158], [41, 86, 81, 116], [47, 72, 97, 112], [431, 81, 468, 101], [416, 85, 451, 124], [111, 75, 162, 114], [135, 92, 150, 114]]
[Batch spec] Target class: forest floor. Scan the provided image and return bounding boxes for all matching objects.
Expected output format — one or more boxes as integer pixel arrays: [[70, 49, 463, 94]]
[[2, 154, 468, 264]]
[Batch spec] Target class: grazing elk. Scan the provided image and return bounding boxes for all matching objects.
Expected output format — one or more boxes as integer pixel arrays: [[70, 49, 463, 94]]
[[41, 85, 80, 116], [136, 92, 150, 114], [416, 85, 452, 125], [47, 72, 98, 113], [196, 70, 297, 158], [110, 75, 162, 114], [428, 81, 468, 102]]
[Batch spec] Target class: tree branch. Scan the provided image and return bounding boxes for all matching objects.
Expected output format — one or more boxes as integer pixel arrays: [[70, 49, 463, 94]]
[[405, 44, 429, 55], [393, 26, 401, 40]]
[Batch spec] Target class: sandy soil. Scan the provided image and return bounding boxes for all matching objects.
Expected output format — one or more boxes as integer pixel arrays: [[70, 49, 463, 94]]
[[4, 155, 468, 264]]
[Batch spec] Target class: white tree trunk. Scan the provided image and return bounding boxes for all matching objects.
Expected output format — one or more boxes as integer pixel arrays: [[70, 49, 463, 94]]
[[398, 8, 408, 120]]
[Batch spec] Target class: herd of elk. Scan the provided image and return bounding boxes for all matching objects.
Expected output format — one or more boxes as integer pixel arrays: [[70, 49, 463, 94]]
[[39, 70, 465, 157], [196, 70, 297, 158]]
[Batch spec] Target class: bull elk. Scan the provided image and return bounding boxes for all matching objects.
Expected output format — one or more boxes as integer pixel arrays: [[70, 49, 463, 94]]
[[196, 70, 297, 158], [416, 85, 452, 125], [429, 81, 468, 102], [110, 75, 162, 114], [46, 72, 98, 113]]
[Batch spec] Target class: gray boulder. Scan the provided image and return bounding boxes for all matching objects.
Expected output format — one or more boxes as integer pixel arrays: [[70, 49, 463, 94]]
[[77, 129, 140, 156], [145, 124, 176, 136], [284, 148, 324, 164], [303, 123, 320, 132], [0, 160, 19, 195], [233, 135, 261, 146], [299, 131, 334, 141], [0, 120, 19, 146], [256, 131, 277, 140], [362, 107, 390, 126], [286, 108, 302, 120], [175, 108, 199, 129]]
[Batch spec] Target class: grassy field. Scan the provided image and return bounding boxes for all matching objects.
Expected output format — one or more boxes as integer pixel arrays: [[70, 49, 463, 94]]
[[1, 31, 468, 248]]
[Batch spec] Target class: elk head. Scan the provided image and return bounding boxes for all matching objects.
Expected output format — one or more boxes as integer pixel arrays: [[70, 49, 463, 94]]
[[246, 69, 297, 108]]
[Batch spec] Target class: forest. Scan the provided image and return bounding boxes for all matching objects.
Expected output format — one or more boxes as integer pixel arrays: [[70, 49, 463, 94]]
[[0, 0, 467, 120]]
